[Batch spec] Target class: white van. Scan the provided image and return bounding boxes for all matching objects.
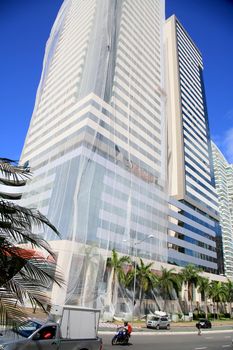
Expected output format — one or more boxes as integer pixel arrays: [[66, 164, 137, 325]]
[[146, 315, 170, 330]]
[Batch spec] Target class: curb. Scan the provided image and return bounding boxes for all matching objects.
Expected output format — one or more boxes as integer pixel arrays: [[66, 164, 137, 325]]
[[99, 329, 233, 336]]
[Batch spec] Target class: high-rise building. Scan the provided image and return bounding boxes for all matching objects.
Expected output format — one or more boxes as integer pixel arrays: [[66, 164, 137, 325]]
[[212, 142, 233, 278], [20, 0, 168, 308], [165, 15, 223, 274]]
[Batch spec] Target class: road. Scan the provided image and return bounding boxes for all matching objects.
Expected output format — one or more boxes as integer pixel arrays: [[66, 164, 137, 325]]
[[101, 331, 233, 350]]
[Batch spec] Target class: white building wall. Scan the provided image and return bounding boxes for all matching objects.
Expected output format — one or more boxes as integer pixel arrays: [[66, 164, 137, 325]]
[[212, 142, 233, 278], [20, 0, 168, 309]]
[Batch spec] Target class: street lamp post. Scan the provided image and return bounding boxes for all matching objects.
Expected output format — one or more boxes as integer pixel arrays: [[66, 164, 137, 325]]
[[124, 234, 154, 317]]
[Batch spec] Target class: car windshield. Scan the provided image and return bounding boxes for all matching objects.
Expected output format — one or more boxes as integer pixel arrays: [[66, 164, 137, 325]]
[[151, 317, 160, 321], [13, 321, 42, 338]]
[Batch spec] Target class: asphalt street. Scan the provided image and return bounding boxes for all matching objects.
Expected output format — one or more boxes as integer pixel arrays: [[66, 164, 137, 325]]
[[101, 331, 233, 350]]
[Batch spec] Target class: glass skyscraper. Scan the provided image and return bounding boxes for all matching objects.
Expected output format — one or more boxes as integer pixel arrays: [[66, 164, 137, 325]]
[[165, 16, 223, 274], [20, 0, 168, 308]]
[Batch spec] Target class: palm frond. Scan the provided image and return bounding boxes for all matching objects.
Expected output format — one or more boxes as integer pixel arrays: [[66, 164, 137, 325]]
[[0, 245, 63, 287], [0, 157, 64, 326], [0, 289, 28, 326], [119, 255, 131, 264], [0, 228, 57, 257], [0, 177, 26, 187], [123, 270, 135, 288], [0, 158, 31, 183], [0, 200, 59, 236], [2, 257, 64, 315], [107, 249, 131, 268], [5, 276, 57, 308]]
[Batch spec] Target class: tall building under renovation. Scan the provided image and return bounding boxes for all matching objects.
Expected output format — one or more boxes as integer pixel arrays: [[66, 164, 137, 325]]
[[212, 142, 233, 278], [165, 16, 223, 274], [20, 0, 168, 309]]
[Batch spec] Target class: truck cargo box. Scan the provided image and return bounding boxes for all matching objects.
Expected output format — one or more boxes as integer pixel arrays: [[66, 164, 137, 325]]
[[51, 305, 100, 339]]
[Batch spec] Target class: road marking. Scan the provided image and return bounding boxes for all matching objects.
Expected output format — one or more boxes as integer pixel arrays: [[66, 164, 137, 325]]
[[222, 345, 230, 348], [205, 336, 213, 339], [194, 347, 207, 350]]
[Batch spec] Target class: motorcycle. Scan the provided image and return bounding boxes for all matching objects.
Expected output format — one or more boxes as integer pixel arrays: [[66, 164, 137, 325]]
[[112, 326, 129, 345]]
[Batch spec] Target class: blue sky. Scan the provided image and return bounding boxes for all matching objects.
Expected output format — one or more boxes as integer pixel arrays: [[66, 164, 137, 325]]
[[0, 0, 233, 163]]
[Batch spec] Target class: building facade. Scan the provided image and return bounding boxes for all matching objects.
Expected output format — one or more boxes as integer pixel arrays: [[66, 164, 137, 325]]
[[20, 0, 168, 310], [165, 16, 223, 274], [212, 142, 233, 278]]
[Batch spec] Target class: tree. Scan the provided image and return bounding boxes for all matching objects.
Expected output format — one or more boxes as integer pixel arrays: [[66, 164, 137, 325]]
[[224, 279, 233, 317], [157, 267, 181, 313], [179, 264, 201, 312], [209, 281, 227, 318], [0, 158, 63, 326], [136, 258, 158, 314], [197, 277, 210, 318], [105, 249, 131, 309], [122, 269, 134, 290]]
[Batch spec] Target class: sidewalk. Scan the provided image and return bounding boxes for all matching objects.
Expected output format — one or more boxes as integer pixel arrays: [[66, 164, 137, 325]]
[[99, 320, 233, 334], [99, 328, 233, 336]]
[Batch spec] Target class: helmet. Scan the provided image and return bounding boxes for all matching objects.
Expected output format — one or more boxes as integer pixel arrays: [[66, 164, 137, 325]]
[[124, 321, 128, 326]]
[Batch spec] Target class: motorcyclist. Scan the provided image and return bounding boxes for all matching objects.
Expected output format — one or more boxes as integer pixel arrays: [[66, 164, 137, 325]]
[[123, 321, 132, 337], [112, 322, 132, 345]]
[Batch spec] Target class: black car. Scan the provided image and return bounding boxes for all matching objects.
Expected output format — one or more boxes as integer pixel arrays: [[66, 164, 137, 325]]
[[197, 319, 212, 329]]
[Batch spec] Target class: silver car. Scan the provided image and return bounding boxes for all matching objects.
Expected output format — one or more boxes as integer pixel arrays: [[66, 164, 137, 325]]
[[146, 316, 170, 330]]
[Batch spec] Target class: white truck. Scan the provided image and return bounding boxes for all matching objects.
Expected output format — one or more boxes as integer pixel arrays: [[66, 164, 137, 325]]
[[0, 305, 102, 350]]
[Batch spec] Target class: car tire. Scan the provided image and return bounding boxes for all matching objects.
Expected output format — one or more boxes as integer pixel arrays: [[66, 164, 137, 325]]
[[156, 325, 160, 330], [167, 324, 170, 330]]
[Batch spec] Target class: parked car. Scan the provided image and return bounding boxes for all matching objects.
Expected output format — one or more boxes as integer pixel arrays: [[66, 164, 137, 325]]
[[196, 319, 212, 328], [146, 316, 170, 330]]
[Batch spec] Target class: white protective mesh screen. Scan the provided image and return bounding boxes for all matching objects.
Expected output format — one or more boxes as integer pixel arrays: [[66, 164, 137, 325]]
[[20, 0, 168, 317]]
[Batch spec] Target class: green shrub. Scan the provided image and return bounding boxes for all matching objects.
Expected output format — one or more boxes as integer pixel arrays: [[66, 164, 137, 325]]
[[193, 312, 206, 320], [209, 313, 218, 320], [177, 313, 183, 320]]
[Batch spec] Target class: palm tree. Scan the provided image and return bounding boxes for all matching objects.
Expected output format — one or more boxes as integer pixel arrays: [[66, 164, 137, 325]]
[[105, 249, 131, 309], [157, 267, 181, 313], [224, 279, 233, 317], [209, 281, 227, 318], [136, 258, 158, 314], [122, 269, 135, 289], [179, 264, 201, 312], [0, 158, 63, 326], [197, 277, 210, 318]]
